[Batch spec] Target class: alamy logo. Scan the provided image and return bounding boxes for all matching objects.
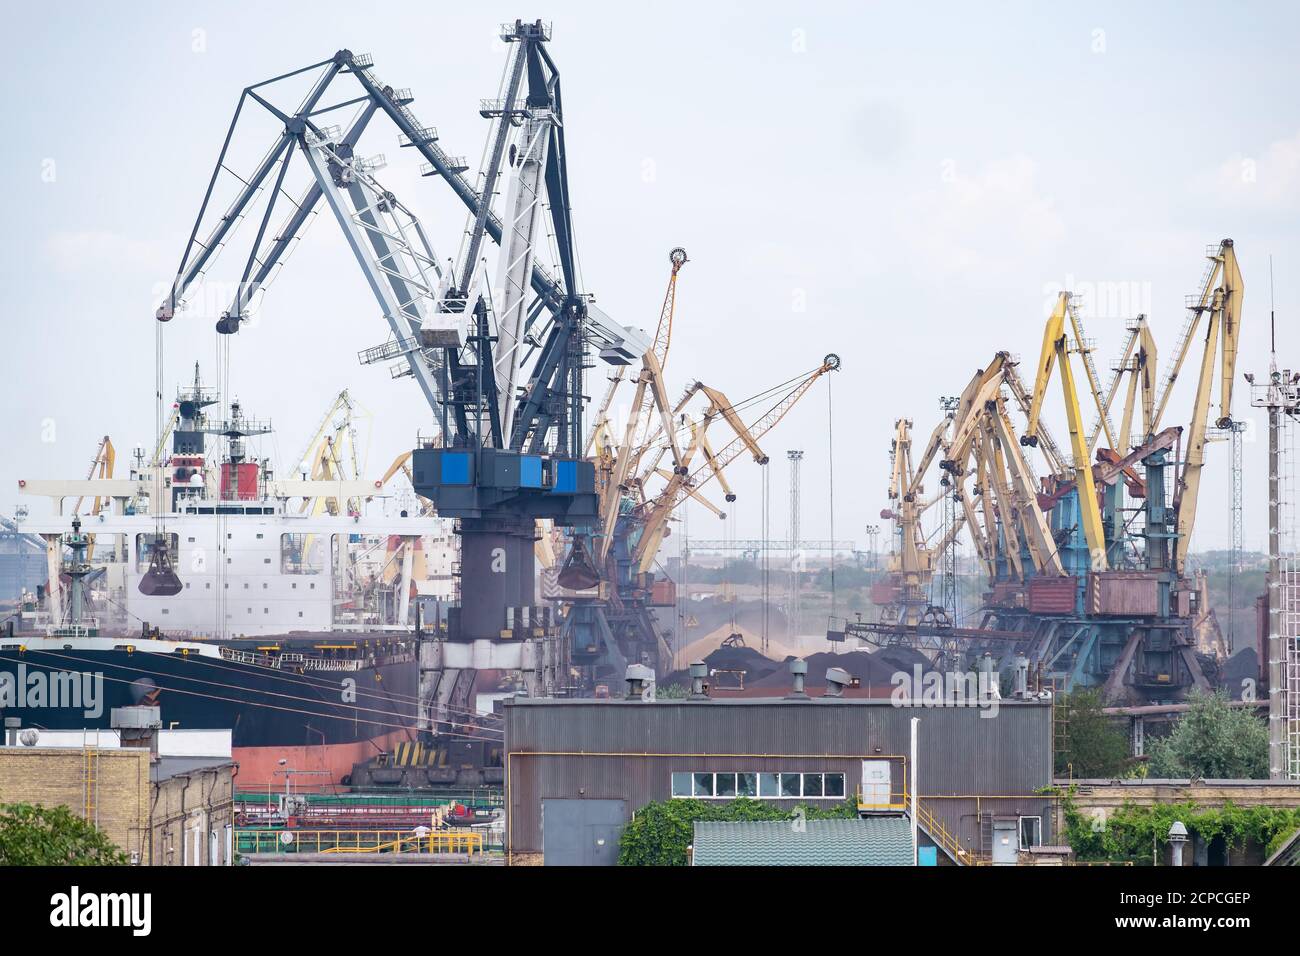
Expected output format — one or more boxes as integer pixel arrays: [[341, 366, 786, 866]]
[[49, 887, 151, 936], [0, 665, 103, 719], [889, 665, 1001, 718]]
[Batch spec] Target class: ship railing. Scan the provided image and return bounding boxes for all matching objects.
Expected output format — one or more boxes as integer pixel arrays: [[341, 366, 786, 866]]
[[218, 647, 363, 671], [305, 658, 363, 671]]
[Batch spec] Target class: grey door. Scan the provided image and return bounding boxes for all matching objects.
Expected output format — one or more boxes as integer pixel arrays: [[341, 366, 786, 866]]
[[991, 819, 1019, 865], [542, 799, 627, 866]]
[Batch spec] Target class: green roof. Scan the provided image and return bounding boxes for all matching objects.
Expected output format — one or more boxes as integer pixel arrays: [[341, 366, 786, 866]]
[[692, 816, 913, 866]]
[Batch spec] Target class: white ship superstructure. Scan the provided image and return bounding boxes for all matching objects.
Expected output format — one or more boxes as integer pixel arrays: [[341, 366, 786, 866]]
[[16, 367, 455, 639]]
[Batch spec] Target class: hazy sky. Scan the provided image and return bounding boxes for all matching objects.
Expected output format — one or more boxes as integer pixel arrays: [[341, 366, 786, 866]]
[[4, 1, 1299, 556]]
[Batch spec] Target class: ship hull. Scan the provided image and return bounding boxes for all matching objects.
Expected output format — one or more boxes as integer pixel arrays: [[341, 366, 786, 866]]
[[0, 635, 419, 788]]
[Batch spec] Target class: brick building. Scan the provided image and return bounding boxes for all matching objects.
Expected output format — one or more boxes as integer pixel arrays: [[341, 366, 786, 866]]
[[0, 710, 236, 865]]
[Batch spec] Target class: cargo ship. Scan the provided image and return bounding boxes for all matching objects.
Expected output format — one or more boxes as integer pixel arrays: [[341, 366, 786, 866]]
[[2, 367, 446, 786]]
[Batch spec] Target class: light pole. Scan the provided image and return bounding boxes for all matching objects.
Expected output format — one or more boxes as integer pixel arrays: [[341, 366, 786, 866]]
[[865, 524, 880, 570]]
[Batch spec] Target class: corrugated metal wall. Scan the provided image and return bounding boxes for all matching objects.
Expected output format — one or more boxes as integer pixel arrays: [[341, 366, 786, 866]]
[[505, 698, 1053, 859]]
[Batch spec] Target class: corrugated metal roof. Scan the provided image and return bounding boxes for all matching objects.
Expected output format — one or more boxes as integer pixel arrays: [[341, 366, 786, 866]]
[[692, 817, 913, 866]]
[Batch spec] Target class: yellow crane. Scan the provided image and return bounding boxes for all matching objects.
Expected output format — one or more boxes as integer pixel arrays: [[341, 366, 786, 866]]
[[632, 355, 840, 574], [588, 250, 690, 565], [1170, 240, 1243, 574], [73, 436, 115, 557], [1025, 292, 1110, 571]]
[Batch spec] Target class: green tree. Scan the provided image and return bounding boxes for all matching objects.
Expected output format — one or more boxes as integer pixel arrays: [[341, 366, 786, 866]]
[[0, 803, 128, 866], [1055, 689, 1130, 778], [1146, 690, 1268, 779]]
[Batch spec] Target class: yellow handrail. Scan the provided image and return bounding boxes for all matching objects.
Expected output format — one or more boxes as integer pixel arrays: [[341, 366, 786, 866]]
[[237, 828, 485, 859]]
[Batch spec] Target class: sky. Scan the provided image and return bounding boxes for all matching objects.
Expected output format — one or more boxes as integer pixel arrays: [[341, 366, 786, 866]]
[[3, 1, 1299, 556]]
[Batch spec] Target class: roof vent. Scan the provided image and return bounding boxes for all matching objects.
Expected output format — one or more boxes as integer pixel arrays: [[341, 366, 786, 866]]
[[624, 664, 654, 700], [689, 661, 710, 700], [112, 706, 161, 761], [823, 667, 850, 698], [1012, 655, 1030, 699], [785, 659, 809, 700]]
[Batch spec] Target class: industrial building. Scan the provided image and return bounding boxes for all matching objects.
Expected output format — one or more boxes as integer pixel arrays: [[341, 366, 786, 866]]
[[0, 708, 236, 865], [503, 667, 1054, 865]]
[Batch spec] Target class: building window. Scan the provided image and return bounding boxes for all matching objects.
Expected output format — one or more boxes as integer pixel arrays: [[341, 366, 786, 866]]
[[780, 773, 802, 798], [692, 773, 714, 798], [1019, 816, 1042, 850], [715, 773, 737, 798], [737, 773, 757, 798], [671, 770, 847, 800], [671, 773, 691, 798]]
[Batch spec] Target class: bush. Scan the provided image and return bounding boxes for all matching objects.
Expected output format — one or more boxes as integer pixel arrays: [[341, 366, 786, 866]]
[[1060, 790, 1300, 864]]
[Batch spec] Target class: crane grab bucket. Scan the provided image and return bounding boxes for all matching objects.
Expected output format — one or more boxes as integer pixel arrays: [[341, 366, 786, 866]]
[[139, 540, 183, 596], [557, 535, 601, 591]]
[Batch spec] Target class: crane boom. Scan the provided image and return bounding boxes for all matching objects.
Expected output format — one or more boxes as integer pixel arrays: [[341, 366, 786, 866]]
[[633, 354, 840, 572]]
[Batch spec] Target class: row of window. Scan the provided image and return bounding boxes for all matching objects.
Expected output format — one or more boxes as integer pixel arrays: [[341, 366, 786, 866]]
[[161, 607, 309, 617], [671, 772, 846, 801], [180, 581, 318, 589]]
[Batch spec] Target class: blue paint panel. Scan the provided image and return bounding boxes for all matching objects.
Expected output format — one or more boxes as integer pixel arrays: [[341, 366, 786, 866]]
[[918, 846, 937, 866], [520, 455, 543, 488], [553, 460, 577, 494], [441, 452, 472, 485]]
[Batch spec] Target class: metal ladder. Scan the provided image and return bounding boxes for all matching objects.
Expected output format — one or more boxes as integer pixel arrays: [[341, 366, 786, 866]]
[[82, 746, 100, 828]]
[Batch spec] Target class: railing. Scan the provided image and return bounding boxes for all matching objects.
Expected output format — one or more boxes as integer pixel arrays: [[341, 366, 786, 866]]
[[914, 800, 979, 865], [857, 786, 982, 865], [854, 785, 906, 812], [236, 828, 486, 859]]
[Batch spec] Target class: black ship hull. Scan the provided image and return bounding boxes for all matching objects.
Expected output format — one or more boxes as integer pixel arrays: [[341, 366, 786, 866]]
[[0, 633, 419, 787]]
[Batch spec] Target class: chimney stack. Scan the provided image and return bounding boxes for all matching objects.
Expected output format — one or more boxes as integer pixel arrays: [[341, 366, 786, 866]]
[[823, 667, 850, 698], [785, 659, 809, 700], [689, 661, 710, 700], [3, 717, 19, 747], [112, 706, 162, 762], [624, 664, 653, 700]]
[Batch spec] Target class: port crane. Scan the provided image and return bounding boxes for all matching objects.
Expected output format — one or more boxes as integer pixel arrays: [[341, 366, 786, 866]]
[[863, 241, 1243, 703], [153, 25, 656, 727]]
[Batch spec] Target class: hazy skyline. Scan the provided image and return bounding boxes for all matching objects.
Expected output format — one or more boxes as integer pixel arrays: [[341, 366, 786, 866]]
[[4, 1, 1299, 557]]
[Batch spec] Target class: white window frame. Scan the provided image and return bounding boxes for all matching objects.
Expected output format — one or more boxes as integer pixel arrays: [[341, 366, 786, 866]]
[[669, 770, 847, 801], [1018, 815, 1043, 850]]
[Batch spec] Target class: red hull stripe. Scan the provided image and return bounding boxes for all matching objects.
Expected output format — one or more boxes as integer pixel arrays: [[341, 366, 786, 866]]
[[234, 729, 413, 789]]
